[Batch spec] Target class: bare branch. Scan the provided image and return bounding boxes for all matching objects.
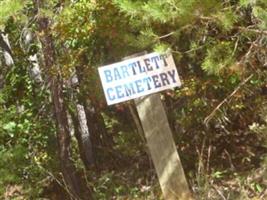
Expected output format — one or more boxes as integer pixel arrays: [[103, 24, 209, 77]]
[[204, 74, 253, 126], [238, 26, 267, 36], [158, 31, 175, 39]]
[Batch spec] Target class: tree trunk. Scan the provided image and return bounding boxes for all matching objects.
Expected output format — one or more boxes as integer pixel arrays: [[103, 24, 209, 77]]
[[50, 77, 83, 199], [34, 1, 92, 199], [0, 31, 14, 89], [0, 31, 14, 67], [68, 101, 94, 169], [75, 65, 114, 158], [69, 73, 94, 168], [75, 103, 94, 167], [21, 28, 43, 83]]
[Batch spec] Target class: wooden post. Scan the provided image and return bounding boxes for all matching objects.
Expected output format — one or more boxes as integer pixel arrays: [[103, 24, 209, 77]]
[[124, 53, 193, 200], [135, 95, 192, 200]]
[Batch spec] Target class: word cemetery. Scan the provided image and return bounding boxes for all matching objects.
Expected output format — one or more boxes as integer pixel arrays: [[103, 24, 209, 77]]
[[98, 52, 181, 105]]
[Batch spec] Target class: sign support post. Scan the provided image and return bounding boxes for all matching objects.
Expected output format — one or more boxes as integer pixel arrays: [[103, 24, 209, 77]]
[[123, 53, 193, 200], [134, 94, 192, 200], [99, 52, 194, 200]]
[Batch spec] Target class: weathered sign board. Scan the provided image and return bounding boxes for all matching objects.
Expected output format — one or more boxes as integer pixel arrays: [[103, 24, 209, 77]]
[[98, 52, 181, 105], [98, 52, 193, 200]]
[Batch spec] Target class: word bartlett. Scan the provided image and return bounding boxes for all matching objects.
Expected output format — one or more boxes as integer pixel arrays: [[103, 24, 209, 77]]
[[103, 54, 168, 82]]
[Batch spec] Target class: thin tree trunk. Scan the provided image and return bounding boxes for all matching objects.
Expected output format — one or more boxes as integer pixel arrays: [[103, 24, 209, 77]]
[[68, 101, 94, 169], [50, 77, 83, 199], [69, 73, 94, 168], [75, 65, 113, 151], [0, 31, 14, 89], [34, 1, 92, 199], [21, 28, 43, 83], [0, 30, 26, 114], [76, 103, 94, 167], [0, 31, 14, 67]]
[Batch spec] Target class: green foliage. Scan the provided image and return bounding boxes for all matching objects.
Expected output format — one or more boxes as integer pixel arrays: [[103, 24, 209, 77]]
[[252, 6, 267, 29], [202, 41, 234, 75], [153, 42, 171, 53], [113, 0, 143, 19], [54, 0, 267, 198], [1, 0, 267, 199], [239, 0, 253, 7], [91, 170, 161, 200], [0, 22, 57, 197], [0, 0, 26, 27], [114, 0, 220, 25], [216, 9, 238, 31]]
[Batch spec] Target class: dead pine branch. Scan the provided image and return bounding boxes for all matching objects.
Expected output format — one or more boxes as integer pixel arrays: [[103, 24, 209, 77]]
[[204, 74, 253, 126]]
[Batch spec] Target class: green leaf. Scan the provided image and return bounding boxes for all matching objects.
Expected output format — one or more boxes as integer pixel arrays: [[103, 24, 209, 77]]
[[202, 41, 234, 75], [0, 0, 26, 26], [252, 6, 267, 29], [3, 121, 16, 132], [239, 0, 255, 7], [216, 10, 238, 31], [211, 171, 225, 179], [255, 183, 263, 192], [153, 42, 171, 53]]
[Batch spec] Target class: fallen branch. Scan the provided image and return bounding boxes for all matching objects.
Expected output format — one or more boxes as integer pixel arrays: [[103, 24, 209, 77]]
[[204, 74, 253, 125]]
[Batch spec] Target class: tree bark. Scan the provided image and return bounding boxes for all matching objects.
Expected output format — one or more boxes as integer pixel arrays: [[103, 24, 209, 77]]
[[69, 73, 94, 168], [50, 77, 83, 199], [21, 28, 43, 83], [68, 101, 94, 169], [75, 65, 114, 160], [34, 1, 92, 199], [0, 31, 14, 89], [0, 31, 14, 67], [75, 103, 94, 167]]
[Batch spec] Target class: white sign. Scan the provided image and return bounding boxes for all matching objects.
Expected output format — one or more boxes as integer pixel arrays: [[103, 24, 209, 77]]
[[98, 52, 181, 105]]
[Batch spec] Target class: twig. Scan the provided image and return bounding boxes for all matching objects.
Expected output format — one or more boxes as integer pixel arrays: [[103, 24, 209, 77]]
[[60, 173, 81, 200], [32, 156, 79, 200], [224, 149, 235, 170], [182, 45, 205, 54], [157, 25, 191, 40], [238, 27, 267, 36], [206, 143, 212, 173], [204, 74, 253, 125], [212, 186, 227, 200], [243, 38, 260, 61], [158, 31, 176, 39], [197, 136, 207, 175], [232, 37, 239, 57]]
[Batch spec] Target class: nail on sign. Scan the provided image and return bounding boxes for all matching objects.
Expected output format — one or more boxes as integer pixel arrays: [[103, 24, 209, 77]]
[[98, 52, 181, 105]]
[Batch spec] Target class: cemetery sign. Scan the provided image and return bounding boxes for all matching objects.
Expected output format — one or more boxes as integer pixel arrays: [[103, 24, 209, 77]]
[[98, 52, 181, 105]]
